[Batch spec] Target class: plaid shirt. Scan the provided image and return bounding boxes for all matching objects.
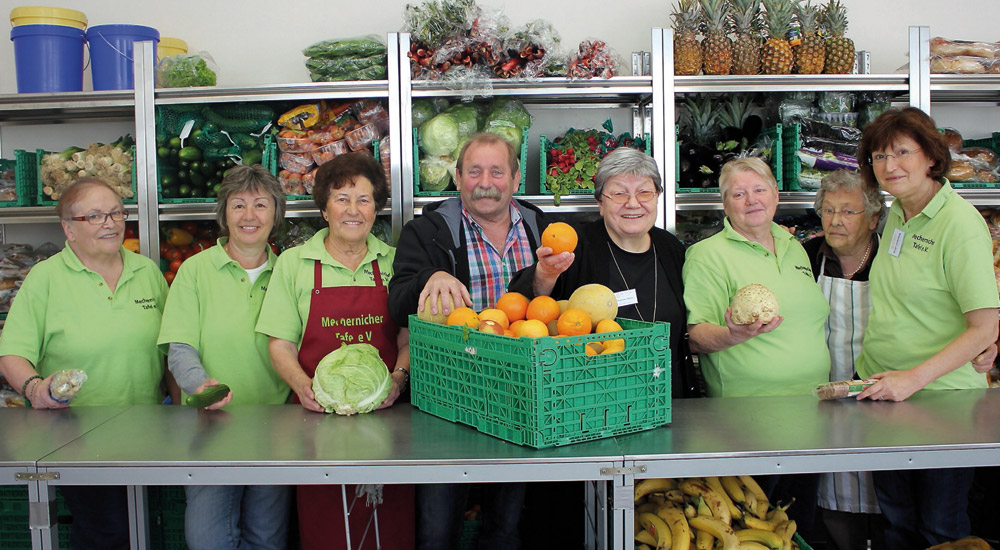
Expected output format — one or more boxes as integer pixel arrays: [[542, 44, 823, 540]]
[[461, 202, 535, 311]]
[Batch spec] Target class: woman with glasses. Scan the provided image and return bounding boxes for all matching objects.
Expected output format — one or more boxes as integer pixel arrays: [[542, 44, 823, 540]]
[[0, 177, 171, 550], [508, 147, 699, 398], [803, 170, 887, 549], [853, 107, 999, 547], [157, 165, 291, 550], [682, 157, 830, 538]]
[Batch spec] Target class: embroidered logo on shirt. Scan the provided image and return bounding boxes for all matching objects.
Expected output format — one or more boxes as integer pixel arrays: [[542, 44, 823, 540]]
[[133, 297, 157, 310], [911, 234, 935, 253], [795, 265, 813, 277]]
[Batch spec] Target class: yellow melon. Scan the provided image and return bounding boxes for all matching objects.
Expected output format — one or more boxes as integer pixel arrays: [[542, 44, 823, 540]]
[[568, 284, 618, 325], [417, 295, 456, 325]]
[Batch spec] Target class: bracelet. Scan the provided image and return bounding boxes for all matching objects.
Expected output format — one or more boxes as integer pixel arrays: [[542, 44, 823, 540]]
[[397, 368, 410, 392], [20, 375, 42, 399]]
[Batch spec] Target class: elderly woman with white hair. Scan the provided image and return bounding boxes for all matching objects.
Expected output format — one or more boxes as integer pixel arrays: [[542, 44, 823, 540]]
[[508, 147, 698, 397], [683, 157, 831, 539]]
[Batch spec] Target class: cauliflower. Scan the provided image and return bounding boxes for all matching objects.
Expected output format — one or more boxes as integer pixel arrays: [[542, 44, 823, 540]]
[[730, 283, 780, 325]]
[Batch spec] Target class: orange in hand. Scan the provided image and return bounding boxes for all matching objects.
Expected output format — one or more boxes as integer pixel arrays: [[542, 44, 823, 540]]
[[496, 292, 529, 323], [541, 222, 578, 255], [526, 295, 560, 324], [557, 308, 593, 336]]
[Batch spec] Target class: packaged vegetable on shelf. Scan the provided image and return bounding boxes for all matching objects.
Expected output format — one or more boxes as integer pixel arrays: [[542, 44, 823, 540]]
[[930, 56, 1000, 74], [40, 136, 135, 201], [279, 152, 315, 175], [302, 35, 387, 59], [566, 39, 619, 79], [156, 52, 218, 88], [817, 91, 855, 113], [345, 123, 379, 152], [0, 165, 16, 202], [929, 37, 999, 59], [312, 140, 349, 165]]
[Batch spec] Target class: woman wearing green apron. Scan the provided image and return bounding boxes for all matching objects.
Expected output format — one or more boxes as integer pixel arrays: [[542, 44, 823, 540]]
[[257, 152, 412, 550]]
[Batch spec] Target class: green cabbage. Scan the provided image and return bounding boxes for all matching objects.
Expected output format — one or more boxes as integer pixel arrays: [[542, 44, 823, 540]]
[[419, 113, 460, 156], [444, 104, 482, 138], [411, 99, 437, 129], [311, 343, 391, 415], [419, 156, 455, 191], [485, 98, 532, 132], [485, 120, 523, 151]]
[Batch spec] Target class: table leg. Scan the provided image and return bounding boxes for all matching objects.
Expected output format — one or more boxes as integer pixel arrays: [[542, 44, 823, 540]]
[[127, 485, 150, 550], [27, 476, 57, 550]]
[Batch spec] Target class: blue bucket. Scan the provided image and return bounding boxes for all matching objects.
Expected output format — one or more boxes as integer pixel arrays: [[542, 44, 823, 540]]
[[86, 24, 158, 90], [10, 24, 86, 93]]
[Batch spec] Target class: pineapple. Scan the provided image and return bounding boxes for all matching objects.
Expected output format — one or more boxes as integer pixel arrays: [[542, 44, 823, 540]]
[[822, 0, 855, 74], [760, 0, 795, 74], [793, 0, 825, 73], [682, 94, 719, 147], [672, 0, 704, 75], [730, 0, 762, 75], [700, 0, 734, 75]]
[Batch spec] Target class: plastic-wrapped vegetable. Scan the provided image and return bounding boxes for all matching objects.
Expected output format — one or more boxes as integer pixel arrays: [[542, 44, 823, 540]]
[[49, 369, 88, 403], [156, 52, 218, 88], [817, 92, 856, 113], [403, 0, 479, 47], [302, 35, 386, 59], [305, 54, 387, 75], [310, 66, 387, 82], [444, 104, 481, 138], [412, 99, 438, 128], [419, 113, 461, 156], [419, 156, 455, 192]]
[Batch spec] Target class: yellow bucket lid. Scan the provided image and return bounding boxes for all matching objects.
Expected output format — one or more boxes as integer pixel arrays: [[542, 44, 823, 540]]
[[10, 6, 87, 29], [158, 36, 188, 53]]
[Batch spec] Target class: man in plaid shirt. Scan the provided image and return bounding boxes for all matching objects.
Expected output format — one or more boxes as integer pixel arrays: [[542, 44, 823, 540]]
[[389, 132, 548, 550]]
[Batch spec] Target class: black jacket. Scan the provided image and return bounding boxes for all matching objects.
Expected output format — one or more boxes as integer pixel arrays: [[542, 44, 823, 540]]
[[508, 220, 703, 398], [388, 197, 547, 327]]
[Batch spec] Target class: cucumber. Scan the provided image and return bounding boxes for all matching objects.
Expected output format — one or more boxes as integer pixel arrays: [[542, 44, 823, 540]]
[[185, 384, 231, 408]]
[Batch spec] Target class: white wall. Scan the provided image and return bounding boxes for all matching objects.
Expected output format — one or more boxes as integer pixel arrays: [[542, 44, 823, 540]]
[[1, 0, 998, 92]]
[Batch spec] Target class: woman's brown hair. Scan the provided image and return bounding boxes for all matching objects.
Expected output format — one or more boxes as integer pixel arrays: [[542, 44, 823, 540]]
[[858, 107, 951, 189]]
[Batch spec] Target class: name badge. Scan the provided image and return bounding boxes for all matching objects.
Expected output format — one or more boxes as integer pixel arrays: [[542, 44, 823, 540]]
[[614, 288, 638, 306], [889, 228, 905, 257]]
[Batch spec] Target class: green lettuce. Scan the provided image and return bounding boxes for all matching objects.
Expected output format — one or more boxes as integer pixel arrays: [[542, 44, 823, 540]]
[[311, 343, 391, 415], [419, 113, 460, 156]]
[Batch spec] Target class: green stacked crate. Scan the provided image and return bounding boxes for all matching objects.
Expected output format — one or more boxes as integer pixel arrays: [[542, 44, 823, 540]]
[[781, 123, 804, 191], [0, 485, 71, 549], [0, 151, 38, 207], [408, 316, 671, 448], [412, 126, 528, 197], [147, 486, 187, 550]]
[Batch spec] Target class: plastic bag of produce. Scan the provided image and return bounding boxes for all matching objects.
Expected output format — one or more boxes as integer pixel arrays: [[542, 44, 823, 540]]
[[817, 91, 856, 113], [156, 52, 218, 88], [302, 35, 386, 59], [309, 65, 388, 82], [49, 369, 88, 403], [305, 54, 388, 76], [403, 0, 480, 47], [566, 39, 619, 79], [411, 99, 439, 129], [419, 113, 461, 156], [419, 156, 456, 192]]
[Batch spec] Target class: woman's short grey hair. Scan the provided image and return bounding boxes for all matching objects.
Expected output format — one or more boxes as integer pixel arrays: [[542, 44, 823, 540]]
[[812, 170, 886, 223], [214, 164, 286, 237], [594, 147, 663, 200], [719, 157, 778, 198]]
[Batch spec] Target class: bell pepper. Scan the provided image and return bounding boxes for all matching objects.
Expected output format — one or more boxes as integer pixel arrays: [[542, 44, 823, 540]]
[[164, 228, 194, 247], [123, 238, 140, 253]]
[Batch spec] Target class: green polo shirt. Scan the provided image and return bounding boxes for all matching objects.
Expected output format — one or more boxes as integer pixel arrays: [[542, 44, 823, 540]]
[[255, 229, 395, 345], [157, 239, 289, 406], [857, 181, 999, 390], [0, 244, 167, 406], [683, 219, 831, 397]]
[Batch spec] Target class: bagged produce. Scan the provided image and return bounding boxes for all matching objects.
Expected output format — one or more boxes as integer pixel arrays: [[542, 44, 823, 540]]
[[303, 35, 386, 59], [303, 35, 388, 81], [156, 52, 218, 88], [49, 370, 88, 403], [566, 39, 619, 79]]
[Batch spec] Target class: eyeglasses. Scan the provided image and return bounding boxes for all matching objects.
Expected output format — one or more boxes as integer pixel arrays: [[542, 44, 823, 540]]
[[870, 148, 922, 165], [69, 210, 128, 225], [821, 207, 864, 218], [601, 190, 658, 205]]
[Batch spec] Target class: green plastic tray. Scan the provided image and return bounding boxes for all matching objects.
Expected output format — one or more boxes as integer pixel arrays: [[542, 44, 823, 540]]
[[36, 146, 137, 206], [0, 151, 38, 207], [408, 315, 671, 448], [0, 486, 71, 549], [412, 126, 529, 197], [782, 123, 804, 191]]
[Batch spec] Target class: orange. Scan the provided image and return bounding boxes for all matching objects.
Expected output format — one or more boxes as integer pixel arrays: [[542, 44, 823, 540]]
[[541, 222, 578, 255], [596, 318, 624, 349], [526, 295, 560, 324], [557, 308, 593, 336], [516, 319, 549, 338], [503, 329, 516, 337], [496, 292, 529, 323], [446, 307, 480, 328], [509, 320, 525, 335], [478, 308, 510, 329]]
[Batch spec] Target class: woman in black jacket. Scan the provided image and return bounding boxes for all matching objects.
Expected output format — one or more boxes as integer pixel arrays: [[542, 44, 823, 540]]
[[508, 147, 701, 398]]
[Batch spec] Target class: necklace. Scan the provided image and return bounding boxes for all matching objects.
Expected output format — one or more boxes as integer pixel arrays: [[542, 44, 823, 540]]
[[842, 237, 873, 280], [608, 241, 657, 323]]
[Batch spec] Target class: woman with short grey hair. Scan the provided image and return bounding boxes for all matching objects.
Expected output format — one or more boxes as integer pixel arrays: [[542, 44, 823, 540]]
[[812, 169, 886, 226], [510, 146, 700, 398], [158, 164, 292, 550]]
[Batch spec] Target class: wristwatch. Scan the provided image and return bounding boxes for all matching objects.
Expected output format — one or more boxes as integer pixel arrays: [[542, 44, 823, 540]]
[[398, 368, 410, 392]]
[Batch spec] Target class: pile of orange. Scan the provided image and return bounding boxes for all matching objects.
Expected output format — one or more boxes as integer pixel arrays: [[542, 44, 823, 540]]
[[442, 287, 626, 355]]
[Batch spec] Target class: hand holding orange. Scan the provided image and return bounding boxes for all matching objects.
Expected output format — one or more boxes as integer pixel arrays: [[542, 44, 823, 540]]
[[541, 222, 578, 255]]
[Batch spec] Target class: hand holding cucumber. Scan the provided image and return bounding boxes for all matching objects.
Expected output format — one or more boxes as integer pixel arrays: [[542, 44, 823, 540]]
[[186, 378, 232, 409]]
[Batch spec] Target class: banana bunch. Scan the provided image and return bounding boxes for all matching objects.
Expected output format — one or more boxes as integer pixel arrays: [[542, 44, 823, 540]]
[[633, 475, 799, 550]]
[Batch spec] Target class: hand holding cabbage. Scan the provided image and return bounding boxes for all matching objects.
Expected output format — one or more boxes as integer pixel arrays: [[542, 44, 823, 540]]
[[311, 344, 393, 415]]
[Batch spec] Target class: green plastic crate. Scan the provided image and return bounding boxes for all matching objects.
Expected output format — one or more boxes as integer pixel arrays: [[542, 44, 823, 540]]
[[412, 126, 529, 197], [782, 123, 805, 191], [408, 315, 671, 448], [539, 133, 651, 198], [795, 532, 813, 550], [951, 134, 1000, 189], [36, 146, 138, 206], [0, 151, 38, 207], [147, 486, 187, 550], [0, 486, 71, 549], [677, 125, 782, 193]]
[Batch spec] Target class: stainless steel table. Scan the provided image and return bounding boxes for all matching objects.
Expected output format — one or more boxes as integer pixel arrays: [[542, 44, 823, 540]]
[[0, 406, 130, 550]]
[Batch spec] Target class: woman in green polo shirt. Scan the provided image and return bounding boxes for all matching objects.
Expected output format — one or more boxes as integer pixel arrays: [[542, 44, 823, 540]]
[[0, 177, 170, 550], [854, 107, 1000, 548], [157, 164, 291, 550]]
